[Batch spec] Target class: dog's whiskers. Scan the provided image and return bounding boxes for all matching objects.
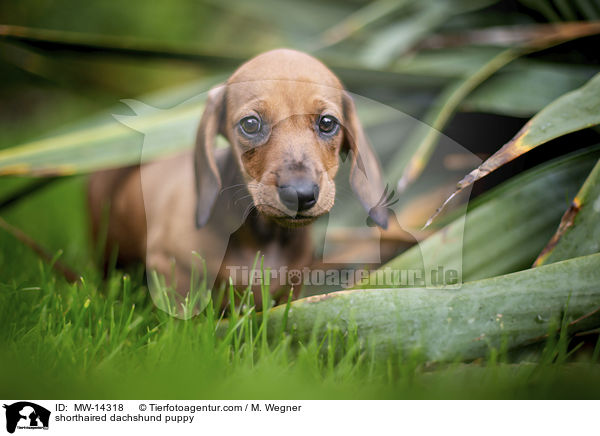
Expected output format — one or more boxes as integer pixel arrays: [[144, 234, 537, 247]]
[[219, 183, 246, 193], [220, 183, 259, 194], [241, 203, 257, 221], [230, 188, 250, 200], [234, 194, 254, 206]]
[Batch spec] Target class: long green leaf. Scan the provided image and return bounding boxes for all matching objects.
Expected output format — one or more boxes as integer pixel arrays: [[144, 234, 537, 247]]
[[0, 87, 396, 176], [428, 71, 600, 227], [268, 252, 600, 362], [535, 157, 600, 266], [309, 0, 411, 51], [376, 145, 599, 284], [0, 24, 248, 66], [462, 62, 595, 117], [392, 47, 514, 190], [360, 0, 497, 68], [393, 22, 600, 192], [0, 98, 205, 176]]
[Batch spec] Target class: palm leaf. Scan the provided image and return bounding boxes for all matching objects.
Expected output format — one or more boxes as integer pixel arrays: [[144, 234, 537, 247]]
[[0, 86, 396, 176], [462, 61, 595, 116], [371, 145, 599, 285], [267, 252, 600, 362], [392, 22, 600, 192], [428, 71, 600, 227], [359, 0, 497, 68], [0, 24, 248, 66], [534, 157, 600, 266], [0, 98, 205, 176]]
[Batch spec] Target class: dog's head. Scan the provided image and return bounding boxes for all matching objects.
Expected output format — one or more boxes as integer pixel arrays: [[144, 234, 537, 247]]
[[195, 49, 388, 229]]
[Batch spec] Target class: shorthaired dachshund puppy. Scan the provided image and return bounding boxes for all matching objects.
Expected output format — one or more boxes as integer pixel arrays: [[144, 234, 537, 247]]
[[88, 49, 388, 310]]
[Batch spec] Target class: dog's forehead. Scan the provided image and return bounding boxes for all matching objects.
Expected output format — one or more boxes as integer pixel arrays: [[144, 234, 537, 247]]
[[229, 49, 342, 87], [225, 49, 344, 116], [227, 80, 342, 112]]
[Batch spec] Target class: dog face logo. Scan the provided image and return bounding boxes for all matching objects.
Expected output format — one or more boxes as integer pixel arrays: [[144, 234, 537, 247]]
[[114, 85, 392, 318], [3, 402, 50, 433], [115, 83, 479, 318]]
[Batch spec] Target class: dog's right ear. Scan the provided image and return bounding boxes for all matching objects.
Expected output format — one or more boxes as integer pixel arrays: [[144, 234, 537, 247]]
[[195, 84, 227, 228], [342, 91, 389, 230]]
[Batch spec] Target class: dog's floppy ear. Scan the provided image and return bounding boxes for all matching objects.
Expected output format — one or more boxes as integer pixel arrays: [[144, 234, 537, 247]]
[[195, 84, 227, 228], [342, 91, 388, 229]]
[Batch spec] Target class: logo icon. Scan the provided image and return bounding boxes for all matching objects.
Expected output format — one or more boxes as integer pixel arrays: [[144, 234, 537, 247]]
[[3, 402, 50, 434], [114, 87, 479, 318]]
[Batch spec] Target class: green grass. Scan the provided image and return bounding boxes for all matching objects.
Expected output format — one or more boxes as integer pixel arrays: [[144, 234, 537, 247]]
[[1, 177, 600, 399]]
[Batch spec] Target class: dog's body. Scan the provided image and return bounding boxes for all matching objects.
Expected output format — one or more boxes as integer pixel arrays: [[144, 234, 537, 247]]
[[88, 49, 387, 306], [89, 148, 313, 305]]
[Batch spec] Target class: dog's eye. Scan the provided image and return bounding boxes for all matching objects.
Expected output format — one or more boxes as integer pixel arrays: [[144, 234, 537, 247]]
[[318, 115, 339, 134], [240, 116, 261, 135]]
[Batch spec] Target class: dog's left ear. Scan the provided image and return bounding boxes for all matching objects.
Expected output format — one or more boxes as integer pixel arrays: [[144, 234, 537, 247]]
[[342, 91, 389, 229], [194, 84, 227, 228]]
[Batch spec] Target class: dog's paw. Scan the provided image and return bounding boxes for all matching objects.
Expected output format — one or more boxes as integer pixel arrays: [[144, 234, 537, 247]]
[[287, 269, 303, 286]]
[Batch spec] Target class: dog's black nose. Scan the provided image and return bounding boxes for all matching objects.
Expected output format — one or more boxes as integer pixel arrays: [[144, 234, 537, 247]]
[[277, 180, 319, 212]]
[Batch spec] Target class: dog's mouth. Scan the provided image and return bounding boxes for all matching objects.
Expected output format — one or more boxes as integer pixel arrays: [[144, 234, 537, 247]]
[[254, 201, 325, 227], [273, 214, 317, 227]]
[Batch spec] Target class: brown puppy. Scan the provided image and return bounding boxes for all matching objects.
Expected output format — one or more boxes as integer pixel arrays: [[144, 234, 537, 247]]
[[88, 49, 388, 310]]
